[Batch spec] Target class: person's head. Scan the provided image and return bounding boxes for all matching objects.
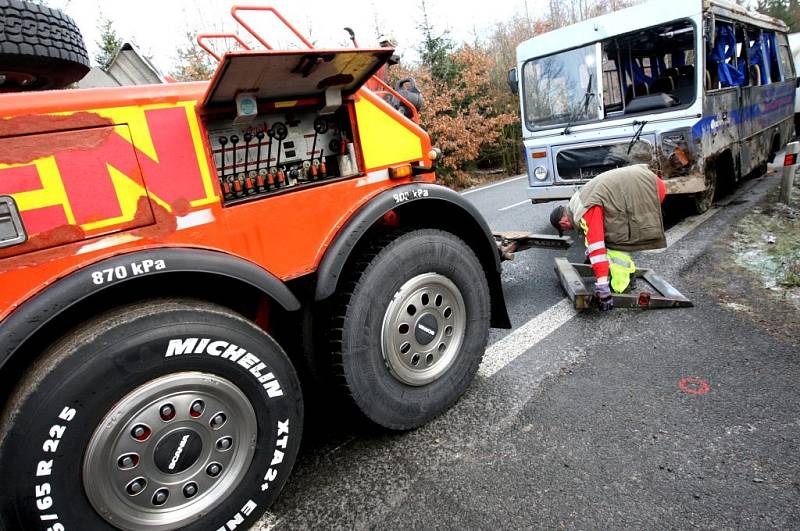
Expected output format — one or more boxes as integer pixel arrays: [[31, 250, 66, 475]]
[[549, 205, 573, 236], [378, 33, 397, 48]]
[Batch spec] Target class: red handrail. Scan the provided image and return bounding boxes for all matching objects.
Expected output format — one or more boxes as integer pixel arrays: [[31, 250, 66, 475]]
[[230, 5, 314, 50], [196, 33, 252, 62], [194, 5, 419, 123]]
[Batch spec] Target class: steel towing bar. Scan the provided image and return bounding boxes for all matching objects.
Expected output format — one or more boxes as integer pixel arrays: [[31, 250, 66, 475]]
[[554, 257, 693, 310], [493, 231, 573, 261]]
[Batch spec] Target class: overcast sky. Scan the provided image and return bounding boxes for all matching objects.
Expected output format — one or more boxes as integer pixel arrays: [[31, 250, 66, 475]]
[[48, 0, 546, 74]]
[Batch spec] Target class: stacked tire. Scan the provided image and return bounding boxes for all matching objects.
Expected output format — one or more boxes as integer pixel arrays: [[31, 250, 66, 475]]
[[0, 0, 90, 92]]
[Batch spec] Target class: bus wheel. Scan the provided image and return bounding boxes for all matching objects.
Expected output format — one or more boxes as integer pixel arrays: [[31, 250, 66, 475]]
[[330, 229, 490, 430], [0, 299, 303, 531], [691, 163, 716, 214]]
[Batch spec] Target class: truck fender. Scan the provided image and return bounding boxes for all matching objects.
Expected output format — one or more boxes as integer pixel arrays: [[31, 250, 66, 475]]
[[0, 248, 300, 371], [314, 183, 511, 328]]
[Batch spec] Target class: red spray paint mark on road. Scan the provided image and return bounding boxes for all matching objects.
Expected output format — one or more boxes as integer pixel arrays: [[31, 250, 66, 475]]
[[678, 377, 710, 395]]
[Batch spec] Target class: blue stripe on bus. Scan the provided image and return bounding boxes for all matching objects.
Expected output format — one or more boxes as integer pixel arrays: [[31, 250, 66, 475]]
[[691, 84, 794, 138]]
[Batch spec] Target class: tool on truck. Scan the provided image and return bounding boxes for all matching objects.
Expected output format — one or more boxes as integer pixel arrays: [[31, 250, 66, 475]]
[[0, 4, 512, 530]]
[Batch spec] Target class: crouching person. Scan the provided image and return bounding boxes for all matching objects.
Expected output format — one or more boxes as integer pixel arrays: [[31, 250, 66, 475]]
[[550, 142, 667, 311]]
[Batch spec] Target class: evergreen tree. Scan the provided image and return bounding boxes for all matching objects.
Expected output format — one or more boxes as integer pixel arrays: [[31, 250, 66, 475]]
[[417, 0, 457, 83], [95, 16, 123, 69]]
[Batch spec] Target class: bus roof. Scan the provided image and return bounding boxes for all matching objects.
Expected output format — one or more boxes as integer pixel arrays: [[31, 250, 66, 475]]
[[516, 0, 789, 63]]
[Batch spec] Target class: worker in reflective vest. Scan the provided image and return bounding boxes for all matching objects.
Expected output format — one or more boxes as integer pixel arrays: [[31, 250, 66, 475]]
[[550, 142, 667, 311]]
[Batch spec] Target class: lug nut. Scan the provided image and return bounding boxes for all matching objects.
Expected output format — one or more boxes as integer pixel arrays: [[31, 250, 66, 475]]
[[210, 413, 227, 429], [190, 400, 205, 417], [118, 454, 138, 469], [130, 424, 151, 441], [159, 404, 175, 421], [126, 478, 146, 495], [183, 482, 198, 498], [217, 437, 233, 451], [206, 463, 222, 477], [152, 488, 169, 506]]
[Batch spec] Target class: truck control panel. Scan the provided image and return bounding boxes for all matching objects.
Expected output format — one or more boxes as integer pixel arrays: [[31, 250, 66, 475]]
[[207, 106, 360, 203]]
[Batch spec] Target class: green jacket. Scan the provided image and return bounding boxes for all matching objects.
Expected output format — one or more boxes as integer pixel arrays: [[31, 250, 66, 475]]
[[568, 164, 666, 252]]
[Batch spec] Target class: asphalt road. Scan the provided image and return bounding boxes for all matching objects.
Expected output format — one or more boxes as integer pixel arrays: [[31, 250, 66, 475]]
[[255, 170, 800, 530]]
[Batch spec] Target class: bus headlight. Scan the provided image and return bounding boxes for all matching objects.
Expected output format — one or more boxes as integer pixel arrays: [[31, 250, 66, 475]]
[[533, 166, 548, 181]]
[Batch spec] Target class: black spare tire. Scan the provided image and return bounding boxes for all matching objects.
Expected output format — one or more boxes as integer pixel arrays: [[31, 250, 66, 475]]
[[0, 0, 90, 92]]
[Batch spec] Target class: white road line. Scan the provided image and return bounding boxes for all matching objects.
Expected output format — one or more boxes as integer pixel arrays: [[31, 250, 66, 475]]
[[461, 174, 526, 196], [478, 298, 577, 378], [498, 199, 530, 212], [645, 207, 719, 254]]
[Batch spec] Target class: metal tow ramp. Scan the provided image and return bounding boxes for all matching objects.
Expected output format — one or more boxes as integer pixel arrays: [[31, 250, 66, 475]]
[[554, 257, 693, 310]]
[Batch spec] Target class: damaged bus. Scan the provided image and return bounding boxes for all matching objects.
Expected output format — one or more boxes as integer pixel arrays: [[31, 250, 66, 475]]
[[509, 0, 797, 213]]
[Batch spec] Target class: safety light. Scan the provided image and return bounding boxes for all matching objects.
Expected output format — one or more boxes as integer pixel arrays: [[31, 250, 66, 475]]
[[389, 164, 414, 179], [533, 166, 548, 180], [784, 153, 797, 166]]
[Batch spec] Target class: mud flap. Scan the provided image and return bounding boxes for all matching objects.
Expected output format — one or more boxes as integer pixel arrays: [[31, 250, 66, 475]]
[[554, 257, 693, 310]]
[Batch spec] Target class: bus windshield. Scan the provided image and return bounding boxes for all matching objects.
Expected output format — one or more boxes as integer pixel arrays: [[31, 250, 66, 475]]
[[522, 44, 598, 130]]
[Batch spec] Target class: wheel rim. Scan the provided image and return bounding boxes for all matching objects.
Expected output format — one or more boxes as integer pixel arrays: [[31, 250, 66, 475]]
[[83, 372, 257, 530], [0, 70, 39, 91], [381, 273, 466, 386]]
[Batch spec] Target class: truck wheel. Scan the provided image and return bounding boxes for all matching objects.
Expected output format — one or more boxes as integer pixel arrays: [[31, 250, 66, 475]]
[[0, 0, 90, 92], [330, 229, 490, 430], [690, 162, 717, 214], [0, 299, 302, 530]]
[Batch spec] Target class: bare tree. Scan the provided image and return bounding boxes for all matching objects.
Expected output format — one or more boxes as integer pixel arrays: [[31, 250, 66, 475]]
[[170, 31, 214, 82]]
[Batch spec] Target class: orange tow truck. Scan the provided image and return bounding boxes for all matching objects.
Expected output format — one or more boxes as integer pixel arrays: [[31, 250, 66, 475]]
[[0, 5, 509, 529]]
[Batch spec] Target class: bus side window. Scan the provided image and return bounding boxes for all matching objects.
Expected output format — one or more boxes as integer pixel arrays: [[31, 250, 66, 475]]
[[735, 25, 751, 86], [602, 47, 624, 114], [777, 33, 795, 80], [706, 35, 719, 89], [764, 31, 782, 83], [746, 27, 766, 86], [707, 22, 746, 89]]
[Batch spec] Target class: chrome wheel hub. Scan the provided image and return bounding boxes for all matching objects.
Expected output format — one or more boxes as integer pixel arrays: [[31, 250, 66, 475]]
[[83, 372, 257, 530], [381, 273, 466, 386]]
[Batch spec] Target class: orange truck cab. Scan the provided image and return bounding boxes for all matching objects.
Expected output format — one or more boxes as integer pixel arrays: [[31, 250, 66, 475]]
[[0, 5, 509, 529]]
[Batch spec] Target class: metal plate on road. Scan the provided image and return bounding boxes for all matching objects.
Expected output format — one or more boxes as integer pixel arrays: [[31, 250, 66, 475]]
[[554, 257, 693, 310]]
